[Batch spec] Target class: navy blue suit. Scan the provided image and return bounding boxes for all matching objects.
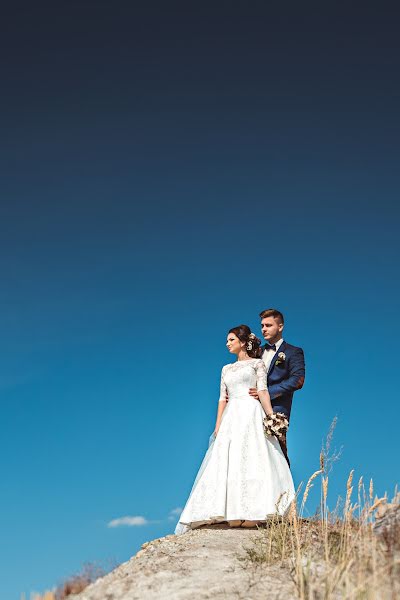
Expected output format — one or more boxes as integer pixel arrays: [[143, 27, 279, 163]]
[[265, 340, 305, 467], [266, 341, 305, 421]]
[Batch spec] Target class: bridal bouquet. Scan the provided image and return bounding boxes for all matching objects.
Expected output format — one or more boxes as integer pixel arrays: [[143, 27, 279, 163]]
[[263, 412, 289, 440]]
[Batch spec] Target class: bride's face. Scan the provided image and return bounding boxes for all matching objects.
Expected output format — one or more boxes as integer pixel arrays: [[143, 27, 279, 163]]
[[226, 333, 244, 355]]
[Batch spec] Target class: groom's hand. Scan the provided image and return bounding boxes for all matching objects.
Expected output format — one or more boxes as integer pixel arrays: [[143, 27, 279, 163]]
[[249, 387, 260, 401]]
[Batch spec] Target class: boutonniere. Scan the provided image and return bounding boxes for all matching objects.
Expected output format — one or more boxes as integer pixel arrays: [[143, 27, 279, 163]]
[[275, 352, 286, 366]]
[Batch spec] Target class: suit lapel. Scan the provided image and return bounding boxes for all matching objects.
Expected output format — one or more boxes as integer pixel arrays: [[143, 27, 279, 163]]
[[267, 340, 287, 377]]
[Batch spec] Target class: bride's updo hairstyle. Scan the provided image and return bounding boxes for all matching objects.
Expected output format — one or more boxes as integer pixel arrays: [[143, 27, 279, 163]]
[[228, 324, 262, 358]]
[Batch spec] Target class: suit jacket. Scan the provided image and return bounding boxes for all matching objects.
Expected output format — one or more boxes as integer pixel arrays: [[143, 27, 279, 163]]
[[265, 341, 305, 420]]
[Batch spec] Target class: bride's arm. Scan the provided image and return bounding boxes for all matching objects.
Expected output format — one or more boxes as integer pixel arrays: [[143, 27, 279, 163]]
[[214, 366, 228, 436], [255, 360, 273, 416], [257, 389, 273, 416], [214, 399, 227, 436]]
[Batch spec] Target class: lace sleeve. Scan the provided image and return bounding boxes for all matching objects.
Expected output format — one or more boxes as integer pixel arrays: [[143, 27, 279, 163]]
[[218, 366, 228, 402], [255, 360, 267, 392]]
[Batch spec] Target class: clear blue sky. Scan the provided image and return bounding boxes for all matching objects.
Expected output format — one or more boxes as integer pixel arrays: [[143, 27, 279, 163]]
[[1, 2, 399, 598]]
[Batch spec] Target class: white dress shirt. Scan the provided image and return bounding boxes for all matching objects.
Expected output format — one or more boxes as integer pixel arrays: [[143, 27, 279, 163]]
[[262, 338, 284, 372]]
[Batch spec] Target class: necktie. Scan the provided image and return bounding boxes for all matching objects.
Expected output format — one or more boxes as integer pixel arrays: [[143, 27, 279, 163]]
[[265, 344, 276, 352]]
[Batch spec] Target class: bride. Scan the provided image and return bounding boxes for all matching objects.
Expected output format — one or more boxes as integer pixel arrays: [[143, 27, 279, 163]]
[[175, 324, 295, 534]]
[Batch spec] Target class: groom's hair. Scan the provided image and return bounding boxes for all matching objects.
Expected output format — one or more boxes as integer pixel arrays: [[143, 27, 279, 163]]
[[259, 308, 284, 324]]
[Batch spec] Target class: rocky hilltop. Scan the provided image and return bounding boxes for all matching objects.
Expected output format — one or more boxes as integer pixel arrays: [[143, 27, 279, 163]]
[[67, 526, 295, 600]]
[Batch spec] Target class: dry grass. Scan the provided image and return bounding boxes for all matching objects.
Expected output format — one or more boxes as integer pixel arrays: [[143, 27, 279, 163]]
[[25, 561, 110, 600], [244, 420, 400, 599]]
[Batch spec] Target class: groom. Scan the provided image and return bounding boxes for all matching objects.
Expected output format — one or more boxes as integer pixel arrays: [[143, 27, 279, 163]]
[[250, 308, 305, 467]]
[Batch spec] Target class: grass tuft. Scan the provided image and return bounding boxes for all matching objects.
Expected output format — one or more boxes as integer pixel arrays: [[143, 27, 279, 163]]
[[243, 420, 400, 599], [26, 561, 111, 600]]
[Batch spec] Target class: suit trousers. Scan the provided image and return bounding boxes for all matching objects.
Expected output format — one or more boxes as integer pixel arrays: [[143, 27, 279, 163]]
[[278, 431, 290, 469]]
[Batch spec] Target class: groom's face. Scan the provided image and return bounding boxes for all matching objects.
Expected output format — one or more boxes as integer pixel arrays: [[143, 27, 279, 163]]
[[261, 317, 284, 344]]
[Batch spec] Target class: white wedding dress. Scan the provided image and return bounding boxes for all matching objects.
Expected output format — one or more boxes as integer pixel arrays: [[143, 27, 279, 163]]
[[175, 358, 295, 534]]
